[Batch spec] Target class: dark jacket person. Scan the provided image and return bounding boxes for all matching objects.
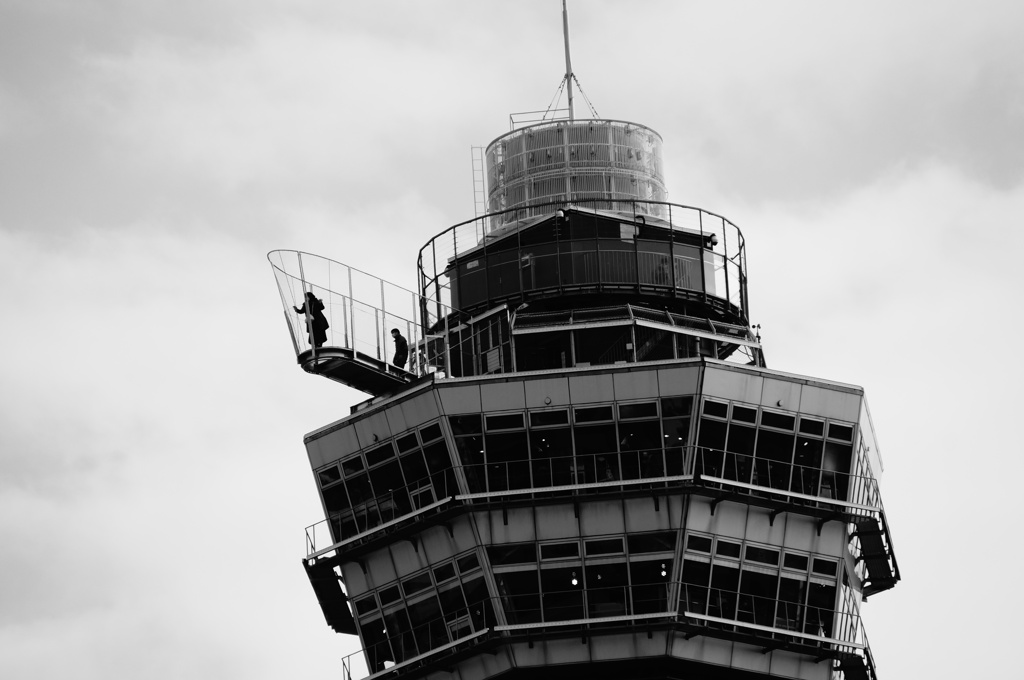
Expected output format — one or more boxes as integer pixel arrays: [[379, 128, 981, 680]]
[[391, 328, 408, 368], [294, 292, 329, 349]]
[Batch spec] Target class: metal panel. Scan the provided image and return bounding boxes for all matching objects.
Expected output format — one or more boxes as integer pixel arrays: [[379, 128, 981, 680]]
[[678, 635, 733, 668], [362, 550, 398, 585], [657, 366, 700, 396], [523, 376, 571, 408], [568, 373, 615, 404], [480, 381, 527, 412], [339, 563, 368, 598], [352, 412, 392, 449], [489, 507, 535, 543], [760, 377, 802, 411], [743, 506, 788, 546], [534, 505, 579, 541], [383, 401, 410, 434], [798, 384, 862, 421], [730, 644, 773, 675], [417, 525, 456, 564], [306, 424, 360, 468], [702, 365, 763, 404], [437, 384, 482, 414], [811, 521, 846, 557], [780, 515, 818, 554], [613, 368, 659, 401], [578, 499, 626, 535], [623, 496, 670, 533], [398, 391, 442, 428]]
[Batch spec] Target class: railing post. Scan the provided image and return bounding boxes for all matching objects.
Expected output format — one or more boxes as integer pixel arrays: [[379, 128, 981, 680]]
[[347, 265, 355, 355], [380, 278, 387, 362], [375, 308, 381, 361], [722, 217, 730, 309], [698, 210, 708, 305]]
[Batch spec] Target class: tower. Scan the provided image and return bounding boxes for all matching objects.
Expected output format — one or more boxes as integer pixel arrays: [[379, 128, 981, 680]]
[[269, 10, 898, 680]]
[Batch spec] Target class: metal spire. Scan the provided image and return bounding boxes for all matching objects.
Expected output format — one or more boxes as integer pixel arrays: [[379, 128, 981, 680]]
[[562, 0, 574, 120]]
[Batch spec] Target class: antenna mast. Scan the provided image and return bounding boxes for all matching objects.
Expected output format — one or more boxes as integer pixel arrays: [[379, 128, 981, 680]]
[[562, 0, 574, 120]]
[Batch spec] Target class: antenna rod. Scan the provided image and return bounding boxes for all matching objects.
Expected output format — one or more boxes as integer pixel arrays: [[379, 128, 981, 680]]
[[562, 0, 574, 120]]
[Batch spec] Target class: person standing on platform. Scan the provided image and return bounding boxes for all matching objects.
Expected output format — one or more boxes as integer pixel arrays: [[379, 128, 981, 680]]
[[294, 291, 329, 349], [391, 328, 408, 369]]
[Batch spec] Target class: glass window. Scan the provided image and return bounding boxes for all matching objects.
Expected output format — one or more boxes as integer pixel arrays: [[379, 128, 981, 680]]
[[812, 558, 838, 577], [798, 418, 824, 436], [486, 413, 525, 430], [686, 535, 713, 553], [628, 531, 676, 554], [365, 443, 395, 468], [761, 410, 795, 431], [540, 542, 580, 560], [715, 540, 741, 559], [783, 553, 809, 571], [420, 422, 443, 443], [585, 538, 624, 556], [396, 433, 420, 453], [378, 585, 402, 606], [828, 423, 853, 442], [530, 410, 569, 427], [487, 543, 537, 565], [498, 571, 541, 624], [322, 484, 349, 514], [457, 553, 480, 574], [540, 566, 584, 621], [402, 572, 434, 598], [354, 595, 377, 616], [318, 465, 341, 487], [341, 456, 364, 477], [702, 400, 728, 419], [575, 405, 614, 423], [745, 545, 780, 566], [732, 405, 757, 423], [432, 563, 456, 584], [619, 402, 658, 419], [399, 451, 429, 484], [449, 414, 482, 435], [660, 396, 693, 417]]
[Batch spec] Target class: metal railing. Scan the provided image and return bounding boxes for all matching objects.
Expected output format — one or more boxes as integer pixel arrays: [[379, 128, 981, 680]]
[[304, 446, 888, 558], [418, 198, 748, 325], [306, 469, 459, 557], [338, 583, 872, 680], [269, 250, 461, 377]]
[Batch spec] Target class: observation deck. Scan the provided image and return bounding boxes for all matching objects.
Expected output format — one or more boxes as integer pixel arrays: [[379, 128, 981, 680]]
[[419, 200, 748, 327], [269, 250, 440, 396], [270, 199, 760, 398]]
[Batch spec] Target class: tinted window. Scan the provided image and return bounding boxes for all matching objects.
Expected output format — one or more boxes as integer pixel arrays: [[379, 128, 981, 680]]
[[686, 535, 712, 553], [487, 543, 537, 565], [529, 410, 569, 427], [575, 405, 614, 423], [420, 423, 443, 442], [702, 400, 728, 418], [761, 411, 795, 430], [745, 545, 780, 565], [628, 531, 676, 554]]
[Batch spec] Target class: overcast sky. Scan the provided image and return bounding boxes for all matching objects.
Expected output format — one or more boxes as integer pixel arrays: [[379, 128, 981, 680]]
[[1, 1, 1021, 678]]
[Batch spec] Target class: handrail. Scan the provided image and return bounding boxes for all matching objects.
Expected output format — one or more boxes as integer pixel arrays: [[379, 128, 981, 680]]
[[303, 445, 891, 560], [268, 249, 461, 379], [335, 583, 873, 680], [417, 198, 748, 323]]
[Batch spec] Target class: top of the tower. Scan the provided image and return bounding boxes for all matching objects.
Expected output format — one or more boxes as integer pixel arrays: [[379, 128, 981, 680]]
[[482, 1, 668, 228]]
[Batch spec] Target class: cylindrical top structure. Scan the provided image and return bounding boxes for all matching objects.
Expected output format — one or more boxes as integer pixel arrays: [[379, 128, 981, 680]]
[[485, 119, 666, 231]]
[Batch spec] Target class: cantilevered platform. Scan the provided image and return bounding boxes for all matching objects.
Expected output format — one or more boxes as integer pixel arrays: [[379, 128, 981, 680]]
[[297, 347, 414, 396]]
